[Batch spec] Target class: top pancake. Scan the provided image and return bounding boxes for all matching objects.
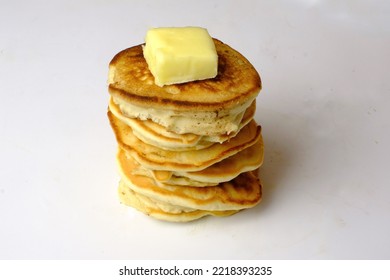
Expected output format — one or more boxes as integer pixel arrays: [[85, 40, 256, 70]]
[[108, 39, 261, 112]]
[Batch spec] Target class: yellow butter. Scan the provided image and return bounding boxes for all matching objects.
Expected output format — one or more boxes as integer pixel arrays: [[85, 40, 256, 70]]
[[143, 27, 218, 87]]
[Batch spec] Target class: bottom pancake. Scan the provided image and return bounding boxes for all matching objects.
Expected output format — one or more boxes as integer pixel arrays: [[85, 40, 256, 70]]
[[118, 181, 238, 222], [117, 148, 262, 211]]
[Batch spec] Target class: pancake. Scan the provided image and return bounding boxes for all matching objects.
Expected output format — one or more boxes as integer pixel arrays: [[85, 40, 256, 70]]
[[116, 148, 262, 211], [159, 136, 263, 185], [132, 136, 264, 187], [118, 181, 238, 222], [109, 97, 256, 151], [108, 39, 261, 135], [108, 110, 261, 172], [107, 33, 264, 222], [129, 164, 220, 187]]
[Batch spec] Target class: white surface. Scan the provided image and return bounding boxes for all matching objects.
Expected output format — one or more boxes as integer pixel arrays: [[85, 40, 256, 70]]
[[0, 0, 389, 259]]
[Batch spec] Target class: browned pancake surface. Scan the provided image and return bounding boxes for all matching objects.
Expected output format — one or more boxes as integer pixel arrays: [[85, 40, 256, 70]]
[[108, 39, 261, 112]]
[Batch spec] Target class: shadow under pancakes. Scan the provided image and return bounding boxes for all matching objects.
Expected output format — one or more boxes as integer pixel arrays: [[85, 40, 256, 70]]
[[251, 107, 307, 213]]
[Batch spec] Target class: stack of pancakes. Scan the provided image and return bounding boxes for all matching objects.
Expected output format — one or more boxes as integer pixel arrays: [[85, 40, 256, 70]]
[[107, 39, 263, 222]]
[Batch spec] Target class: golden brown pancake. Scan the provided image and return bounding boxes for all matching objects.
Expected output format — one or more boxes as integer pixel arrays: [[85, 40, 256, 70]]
[[108, 39, 261, 136], [108, 110, 261, 172], [118, 181, 238, 222], [116, 148, 262, 211], [109, 38, 261, 111], [132, 136, 264, 187]]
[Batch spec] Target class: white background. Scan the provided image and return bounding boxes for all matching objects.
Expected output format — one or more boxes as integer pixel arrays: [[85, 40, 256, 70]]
[[0, 0, 389, 259]]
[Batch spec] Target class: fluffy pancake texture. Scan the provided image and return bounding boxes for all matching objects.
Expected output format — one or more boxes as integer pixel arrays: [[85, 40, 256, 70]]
[[107, 35, 263, 222], [109, 97, 256, 150]]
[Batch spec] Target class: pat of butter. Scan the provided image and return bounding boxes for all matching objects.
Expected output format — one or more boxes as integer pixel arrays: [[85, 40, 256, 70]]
[[143, 27, 218, 87]]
